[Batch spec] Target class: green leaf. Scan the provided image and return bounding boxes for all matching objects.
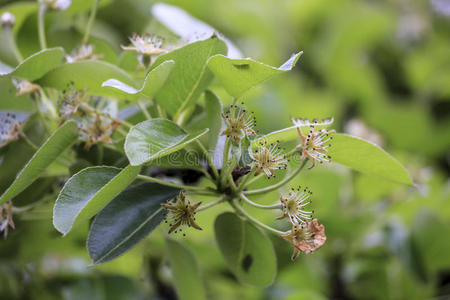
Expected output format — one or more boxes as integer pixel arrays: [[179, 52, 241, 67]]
[[255, 128, 413, 186], [0, 2, 37, 34], [102, 60, 175, 100], [165, 238, 207, 300], [0, 48, 65, 81], [87, 182, 179, 264], [208, 51, 302, 98], [53, 165, 141, 235], [0, 121, 78, 204], [0, 78, 34, 111], [38, 61, 135, 97], [328, 134, 413, 186], [124, 119, 209, 166], [151, 36, 227, 120], [186, 90, 223, 152], [214, 212, 277, 287]]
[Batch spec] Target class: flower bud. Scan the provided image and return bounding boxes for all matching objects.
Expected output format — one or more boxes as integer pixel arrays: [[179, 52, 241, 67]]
[[1, 12, 16, 29]]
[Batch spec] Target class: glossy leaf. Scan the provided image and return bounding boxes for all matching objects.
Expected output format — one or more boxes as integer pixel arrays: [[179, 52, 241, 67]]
[[166, 238, 207, 300], [208, 51, 302, 98], [152, 3, 242, 58], [0, 48, 65, 81], [38, 61, 135, 97], [151, 36, 227, 120], [186, 90, 223, 152], [53, 165, 141, 235], [328, 134, 413, 185], [255, 128, 413, 186], [102, 60, 175, 100], [0, 121, 78, 204], [87, 182, 179, 264], [214, 212, 277, 287], [125, 119, 209, 166]]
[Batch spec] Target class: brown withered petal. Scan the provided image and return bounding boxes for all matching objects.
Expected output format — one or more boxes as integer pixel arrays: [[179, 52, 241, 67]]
[[282, 218, 326, 260]]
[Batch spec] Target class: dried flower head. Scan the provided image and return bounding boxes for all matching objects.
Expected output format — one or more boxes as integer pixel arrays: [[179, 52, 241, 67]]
[[0, 201, 15, 238], [13, 79, 40, 96], [81, 114, 119, 149], [58, 88, 87, 119], [0, 112, 26, 147], [40, 0, 72, 11], [65, 44, 102, 63], [251, 140, 288, 178], [121, 33, 166, 56], [282, 219, 326, 260], [1, 12, 15, 28], [221, 104, 257, 143], [292, 117, 334, 169], [161, 191, 202, 235], [277, 186, 313, 226]]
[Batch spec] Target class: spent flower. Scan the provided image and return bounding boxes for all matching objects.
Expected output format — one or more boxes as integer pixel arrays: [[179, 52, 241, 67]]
[[277, 186, 313, 226], [121, 33, 166, 56], [161, 191, 202, 235], [0, 201, 15, 238], [13, 79, 41, 96], [251, 140, 288, 178], [221, 104, 257, 143], [282, 218, 326, 260], [292, 117, 334, 168], [65, 44, 102, 63], [81, 114, 119, 149], [0, 113, 26, 148]]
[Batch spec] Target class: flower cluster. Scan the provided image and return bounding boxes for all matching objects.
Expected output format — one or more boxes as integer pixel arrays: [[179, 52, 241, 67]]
[[0, 201, 15, 238], [161, 191, 202, 235], [80, 114, 120, 149], [121, 33, 166, 56], [0, 113, 26, 148], [292, 117, 334, 168], [276, 186, 326, 259], [221, 104, 257, 143], [59, 88, 87, 119], [251, 140, 288, 178]]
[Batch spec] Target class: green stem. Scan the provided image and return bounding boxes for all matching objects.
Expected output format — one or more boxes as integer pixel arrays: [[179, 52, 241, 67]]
[[245, 172, 264, 187], [230, 199, 285, 235], [38, 4, 48, 49], [4, 28, 23, 63], [20, 133, 38, 150], [97, 143, 104, 165], [137, 174, 208, 191], [196, 140, 219, 180], [83, 0, 98, 44], [239, 193, 281, 210], [34, 100, 51, 135], [237, 168, 256, 193], [39, 88, 57, 118], [244, 159, 309, 195], [227, 172, 238, 192], [138, 101, 152, 120], [197, 196, 225, 212], [219, 138, 231, 188]]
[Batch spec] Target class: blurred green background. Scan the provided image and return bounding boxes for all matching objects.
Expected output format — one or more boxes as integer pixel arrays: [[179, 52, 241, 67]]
[[1, 0, 449, 299]]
